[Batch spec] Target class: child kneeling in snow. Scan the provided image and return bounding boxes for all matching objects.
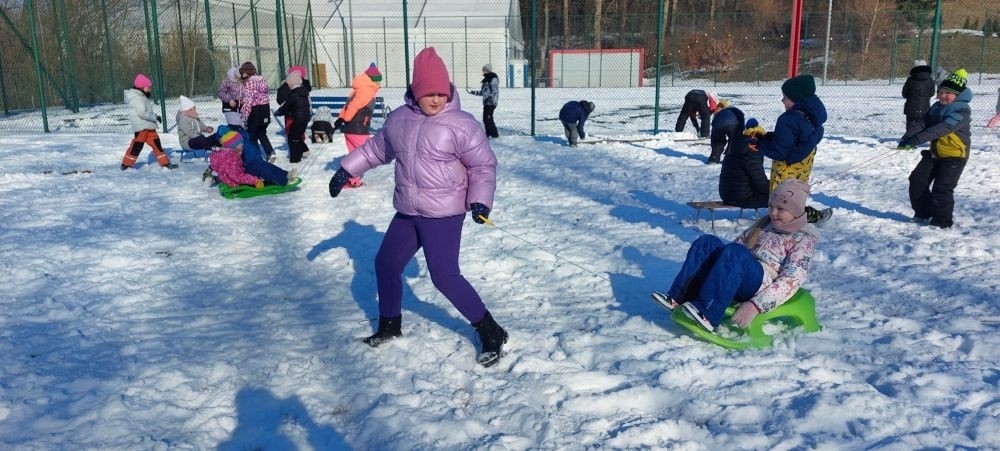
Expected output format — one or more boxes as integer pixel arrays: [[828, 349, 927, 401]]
[[310, 106, 336, 143], [652, 179, 819, 332], [210, 131, 294, 188]]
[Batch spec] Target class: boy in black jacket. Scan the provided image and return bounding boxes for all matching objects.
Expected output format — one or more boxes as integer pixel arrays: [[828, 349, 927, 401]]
[[902, 62, 936, 139]]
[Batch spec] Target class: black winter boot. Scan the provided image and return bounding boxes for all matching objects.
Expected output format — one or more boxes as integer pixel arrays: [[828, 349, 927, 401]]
[[362, 315, 402, 347], [473, 311, 508, 367]]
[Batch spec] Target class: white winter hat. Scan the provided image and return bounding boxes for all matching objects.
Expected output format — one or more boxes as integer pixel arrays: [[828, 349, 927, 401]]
[[179, 95, 196, 111], [483, 63, 493, 72]]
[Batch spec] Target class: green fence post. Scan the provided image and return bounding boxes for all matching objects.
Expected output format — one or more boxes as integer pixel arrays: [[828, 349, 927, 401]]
[[142, 0, 155, 86], [529, 0, 536, 136], [204, 0, 216, 83], [308, 0, 318, 71], [101, 0, 116, 101], [177, 0, 190, 93], [26, 0, 49, 132], [232, 2, 239, 57], [403, 0, 410, 83], [251, 0, 262, 70], [150, 0, 167, 131], [928, 0, 943, 71], [889, 15, 898, 84], [55, 0, 79, 111], [977, 11, 986, 83], [275, 0, 285, 74], [654, 0, 664, 134], [0, 57, 9, 114]]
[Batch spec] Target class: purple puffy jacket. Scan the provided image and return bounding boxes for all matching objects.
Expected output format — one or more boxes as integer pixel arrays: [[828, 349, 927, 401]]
[[340, 86, 497, 218]]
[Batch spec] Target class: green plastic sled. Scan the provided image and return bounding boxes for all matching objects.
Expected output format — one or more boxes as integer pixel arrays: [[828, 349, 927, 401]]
[[670, 288, 822, 350], [219, 177, 302, 199]]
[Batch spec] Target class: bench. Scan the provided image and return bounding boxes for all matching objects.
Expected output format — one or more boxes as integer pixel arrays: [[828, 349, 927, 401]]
[[310, 95, 390, 121], [687, 201, 761, 233]]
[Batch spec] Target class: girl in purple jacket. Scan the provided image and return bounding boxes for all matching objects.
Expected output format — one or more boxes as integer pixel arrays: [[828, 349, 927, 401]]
[[329, 47, 507, 367]]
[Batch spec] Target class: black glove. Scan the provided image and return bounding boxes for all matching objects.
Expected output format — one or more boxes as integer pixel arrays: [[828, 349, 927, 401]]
[[334, 118, 345, 131], [897, 136, 917, 150], [470, 202, 490, 224], [328, 167, 352, 198]]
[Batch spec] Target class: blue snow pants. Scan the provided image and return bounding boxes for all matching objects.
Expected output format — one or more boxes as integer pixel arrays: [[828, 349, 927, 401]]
[[666, 234, 764, 326]]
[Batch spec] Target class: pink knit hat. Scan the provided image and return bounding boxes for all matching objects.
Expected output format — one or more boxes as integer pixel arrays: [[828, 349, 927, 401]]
[[287, 65, 307, 79], [410, 48, 451, 100], [769, 179, 810, 233], [134, 74, 152, 89]]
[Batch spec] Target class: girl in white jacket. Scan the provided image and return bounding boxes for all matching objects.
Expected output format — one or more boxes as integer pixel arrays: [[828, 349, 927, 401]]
[[121, 74, 176, 169]]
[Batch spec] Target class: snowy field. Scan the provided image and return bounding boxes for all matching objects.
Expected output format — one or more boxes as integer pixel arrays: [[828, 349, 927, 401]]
[[1, 83, 999, 449]]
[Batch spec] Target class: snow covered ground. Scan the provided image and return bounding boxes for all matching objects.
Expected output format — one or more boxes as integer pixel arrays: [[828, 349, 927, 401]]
[[1, 84, 998, 449]]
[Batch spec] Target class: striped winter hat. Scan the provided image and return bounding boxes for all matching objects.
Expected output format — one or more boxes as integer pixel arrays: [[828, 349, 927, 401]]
[[220, 130, 242, 148], [365, 63, 382, 82]]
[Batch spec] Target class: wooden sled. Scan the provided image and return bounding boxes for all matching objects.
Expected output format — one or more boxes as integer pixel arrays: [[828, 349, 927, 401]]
[[687, 200, 761, 232]]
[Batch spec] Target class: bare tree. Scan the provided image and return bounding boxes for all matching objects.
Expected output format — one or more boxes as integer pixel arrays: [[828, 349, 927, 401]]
[[563, 0, 570, 47], [594, 0, 603, 49]]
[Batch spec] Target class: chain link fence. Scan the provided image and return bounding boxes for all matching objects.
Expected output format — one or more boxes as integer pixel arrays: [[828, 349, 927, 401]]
[[0, 0, 314, 133], [0, 0, 997, 136]]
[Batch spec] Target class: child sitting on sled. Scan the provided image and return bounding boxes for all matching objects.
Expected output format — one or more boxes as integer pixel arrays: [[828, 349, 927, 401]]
[[651, 179, 819, 332], [209, 131, 295, 188]]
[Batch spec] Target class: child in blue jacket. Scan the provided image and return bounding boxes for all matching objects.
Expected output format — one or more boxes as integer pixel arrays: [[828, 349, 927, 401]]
[[897, 69, 972, 228], [559, 100, 595, 147]]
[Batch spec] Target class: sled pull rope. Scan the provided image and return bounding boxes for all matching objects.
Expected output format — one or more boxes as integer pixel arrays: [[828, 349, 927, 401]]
[[812, 147, 904, 188], [478, 215, 611, 282]]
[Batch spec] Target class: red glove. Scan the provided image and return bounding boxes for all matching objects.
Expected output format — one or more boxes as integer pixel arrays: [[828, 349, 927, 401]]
[[987, 112, 1000, 129]]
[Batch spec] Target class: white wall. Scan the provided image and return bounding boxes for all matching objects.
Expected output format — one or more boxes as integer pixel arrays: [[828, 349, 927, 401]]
[[316, 26, 515, 89]]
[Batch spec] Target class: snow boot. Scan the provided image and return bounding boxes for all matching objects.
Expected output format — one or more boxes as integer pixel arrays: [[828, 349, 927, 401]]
[[362, 315, 401, 347], [473, 311, 508, 367]]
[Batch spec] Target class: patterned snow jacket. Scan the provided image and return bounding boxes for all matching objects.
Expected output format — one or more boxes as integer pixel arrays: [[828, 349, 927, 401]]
[[734, 221, 819, 313], [470, 72, 499, 106], [209, 148, 260, 188], [340, 86, 497, 218], [239, 75, 271, 125], [218, 68, 243, 113]]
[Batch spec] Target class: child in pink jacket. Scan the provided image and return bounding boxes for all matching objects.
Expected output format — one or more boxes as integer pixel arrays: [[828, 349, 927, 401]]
[[327, 47, 506, 368], [209, 131, 264, 188]]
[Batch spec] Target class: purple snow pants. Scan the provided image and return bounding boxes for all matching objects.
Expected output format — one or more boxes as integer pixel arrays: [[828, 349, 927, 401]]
[[374, 212, 486, 323]]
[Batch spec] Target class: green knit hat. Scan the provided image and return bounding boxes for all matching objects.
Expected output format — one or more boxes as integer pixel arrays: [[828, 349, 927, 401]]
[[781, 74, 816, 103]]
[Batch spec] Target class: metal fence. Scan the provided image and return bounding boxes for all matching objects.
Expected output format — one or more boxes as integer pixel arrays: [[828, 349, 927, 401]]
[[0, 0, 997, 135], [0, 0, 315, 133]]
